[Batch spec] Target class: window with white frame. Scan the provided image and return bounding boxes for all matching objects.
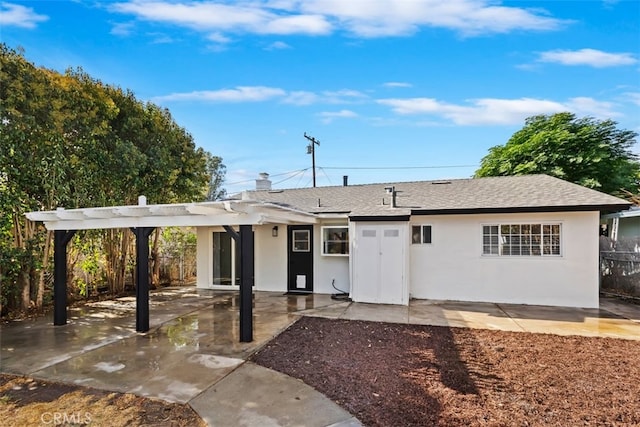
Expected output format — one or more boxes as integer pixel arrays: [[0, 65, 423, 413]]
[[292, 230, 310, 252], [322, 226, 349, 256], [483, 223, 561, 256], [412, 225, 432, 244]]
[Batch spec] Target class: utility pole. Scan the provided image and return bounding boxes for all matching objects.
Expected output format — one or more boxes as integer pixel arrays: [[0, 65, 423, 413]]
[[304, 133, 320, 187]]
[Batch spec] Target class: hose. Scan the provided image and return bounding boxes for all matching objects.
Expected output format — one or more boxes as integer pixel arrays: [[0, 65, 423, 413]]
[[331, 279, 350, 300]]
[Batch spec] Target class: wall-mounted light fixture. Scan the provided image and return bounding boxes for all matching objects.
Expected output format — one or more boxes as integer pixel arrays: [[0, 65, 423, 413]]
[[272, 226, 278, 237]]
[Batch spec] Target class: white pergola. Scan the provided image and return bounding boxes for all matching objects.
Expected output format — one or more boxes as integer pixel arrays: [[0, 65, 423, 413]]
[[26, 197, 316, 341], [27, 197, 317, 230]]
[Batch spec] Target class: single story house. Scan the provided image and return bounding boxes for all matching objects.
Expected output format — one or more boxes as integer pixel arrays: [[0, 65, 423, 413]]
[[192, 173, 629, 309], [27, 173, 631, 336]]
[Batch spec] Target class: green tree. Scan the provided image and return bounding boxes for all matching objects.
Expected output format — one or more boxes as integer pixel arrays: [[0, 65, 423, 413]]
[[0, 44, 226, 312], [475, 113, 640, 195], [1, 44, 61, 310], [205, 153, 227, 201]]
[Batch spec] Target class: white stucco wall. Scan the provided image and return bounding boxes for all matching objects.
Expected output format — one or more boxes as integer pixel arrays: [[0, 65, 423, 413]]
[[313, 222, 351, 294], [254, 224, 287, 292], [409, 211, 600, 308], [196, 227, 212, 289], [253, 222, 350, 294], [195, 222, 351, 294]]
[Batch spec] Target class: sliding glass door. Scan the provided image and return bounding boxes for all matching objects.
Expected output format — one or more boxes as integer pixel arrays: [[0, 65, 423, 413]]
[[212, 231, 245, 286]]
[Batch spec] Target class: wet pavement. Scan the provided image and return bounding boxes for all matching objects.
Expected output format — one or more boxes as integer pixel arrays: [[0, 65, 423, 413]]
[[1, 287, 639, 426], [303, 295, 640, 340]]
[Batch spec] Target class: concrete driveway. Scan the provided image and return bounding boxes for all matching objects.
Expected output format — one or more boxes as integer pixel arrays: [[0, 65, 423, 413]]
[[1, 287, 639, 426]]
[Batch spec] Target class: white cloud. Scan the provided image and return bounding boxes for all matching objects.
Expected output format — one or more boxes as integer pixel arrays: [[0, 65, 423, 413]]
[[282, 89, 367, 105], [565, 97, 619, 118], [538, 48, 637, 68], [625, 92, 640, 106], [0, 2, 48, 28], [264, 41, 291, 50], [377, 96, 620, 125], [301, 0, 568, 37], [262, 14, 331, 35], [110, 1, 331, 35], [514, 62, 538, 71], [207, 32, 232, 44], [383, 82, 413, 88], [154, 86, 286, 102], [110, 21, 135, 36], [283, 91, 319, 105], [155, 85, 367, 106], [322, 89, 368, 103], [318, 109, 358, 123], [149, 33, 175, 44], [110, 0, 568, 39]]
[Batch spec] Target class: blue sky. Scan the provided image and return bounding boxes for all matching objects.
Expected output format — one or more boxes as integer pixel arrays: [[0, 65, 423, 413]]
[[2, 0, 639, 195]]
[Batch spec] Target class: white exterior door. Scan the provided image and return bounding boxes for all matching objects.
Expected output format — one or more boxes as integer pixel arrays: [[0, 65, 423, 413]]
[[352, 223, 408, 305]]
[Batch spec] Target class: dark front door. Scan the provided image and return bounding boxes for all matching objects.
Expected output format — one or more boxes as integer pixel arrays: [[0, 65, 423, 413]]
[[288, 225, 314, 293]]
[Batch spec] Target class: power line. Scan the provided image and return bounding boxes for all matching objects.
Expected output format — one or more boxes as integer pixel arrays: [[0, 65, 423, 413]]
[[317, 166, 333, 186], [319, 164, 477, 170], [224, 167, 310, 186], [272, 169, 308, 186], [295, 169, 308, 188], [224, 164, 478, 188]]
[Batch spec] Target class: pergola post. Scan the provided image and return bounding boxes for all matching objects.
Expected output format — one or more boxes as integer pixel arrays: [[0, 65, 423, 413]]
[[53, 230, 76, 326], [132, 227, 155, 333], [239, 224, 254, 342], [223, 225, 254, 342]]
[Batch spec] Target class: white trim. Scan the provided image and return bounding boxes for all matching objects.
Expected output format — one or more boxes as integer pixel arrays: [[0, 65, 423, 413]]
[[602, 208, 640, 219], [321, 225, 349, 257], [481, 222, 563, 258], [292, 230, 311, 252], [411, 224, 433, 245]]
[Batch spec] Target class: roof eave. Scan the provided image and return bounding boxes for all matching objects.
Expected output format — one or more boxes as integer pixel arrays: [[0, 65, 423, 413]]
[[411, 204, 632, 216], [348, 215, 411, 222]]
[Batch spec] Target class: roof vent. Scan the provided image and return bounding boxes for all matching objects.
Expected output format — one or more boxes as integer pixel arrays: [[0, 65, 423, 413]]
[[256, 172, 272, 191], [431, 181, 451, 185]]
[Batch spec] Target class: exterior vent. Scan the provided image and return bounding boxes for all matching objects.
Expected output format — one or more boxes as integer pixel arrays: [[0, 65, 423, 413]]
[[432, 181, 452, 185]]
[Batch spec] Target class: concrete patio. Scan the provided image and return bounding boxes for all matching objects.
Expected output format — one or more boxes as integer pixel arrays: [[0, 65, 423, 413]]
[[1, 287, 639, 426]]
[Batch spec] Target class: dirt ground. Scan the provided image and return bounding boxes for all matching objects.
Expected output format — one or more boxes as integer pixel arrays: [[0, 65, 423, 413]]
[[252, 316, 640, 427], [0, 374, 205, 427]]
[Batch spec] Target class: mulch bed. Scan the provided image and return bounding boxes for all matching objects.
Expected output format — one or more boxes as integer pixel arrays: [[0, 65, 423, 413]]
[[251, 316, 640, 427], [0, 374, 205, 427]]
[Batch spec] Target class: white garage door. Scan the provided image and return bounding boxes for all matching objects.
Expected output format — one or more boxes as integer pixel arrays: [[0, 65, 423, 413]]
[[352, 223, 408, 305]]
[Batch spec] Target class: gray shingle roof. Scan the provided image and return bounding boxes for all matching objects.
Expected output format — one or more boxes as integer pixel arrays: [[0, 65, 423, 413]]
[[240, 174, 630, 217]]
